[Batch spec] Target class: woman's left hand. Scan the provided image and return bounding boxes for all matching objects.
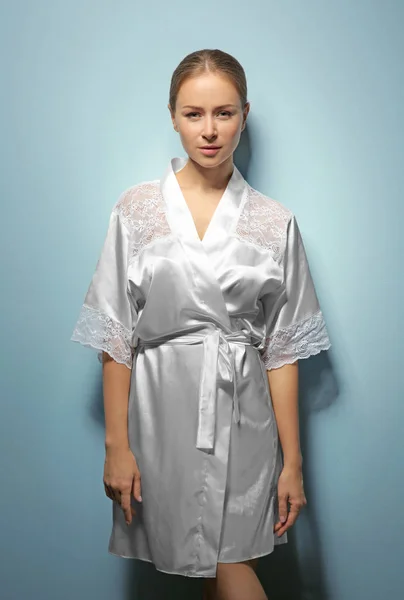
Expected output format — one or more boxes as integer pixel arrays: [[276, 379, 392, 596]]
[[274, 465, 307, 537]]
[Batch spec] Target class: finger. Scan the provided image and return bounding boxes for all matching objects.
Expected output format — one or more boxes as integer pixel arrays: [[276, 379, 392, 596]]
[[120, 493, 132, 525], [111, 488, 121, 504], [278, 495, 288, 525], [277, 506, 301, 536], [133, 474, 142, 502], [104, 482, 130, 506], [104, 483, 114, 500]]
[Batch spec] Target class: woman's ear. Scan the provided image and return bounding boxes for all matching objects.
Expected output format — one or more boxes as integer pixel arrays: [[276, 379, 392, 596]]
[[241, 102, 250, 132], [168, 104, 178, 132]]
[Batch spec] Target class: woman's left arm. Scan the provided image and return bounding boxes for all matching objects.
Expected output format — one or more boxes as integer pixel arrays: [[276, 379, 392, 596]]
[[267, 362, 301, 468], [267, 361, 307, 536]]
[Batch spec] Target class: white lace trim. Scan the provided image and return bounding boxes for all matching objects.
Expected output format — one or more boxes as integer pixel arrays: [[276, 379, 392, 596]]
[[262, 309, 331, 370], [235, 186, 292, 263], [111, 181, 292, 264], [71, 304, 133, 369], [113, 182, 172, 261]]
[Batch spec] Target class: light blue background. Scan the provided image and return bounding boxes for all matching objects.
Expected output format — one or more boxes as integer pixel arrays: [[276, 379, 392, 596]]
[[1, 1, 403, 599]]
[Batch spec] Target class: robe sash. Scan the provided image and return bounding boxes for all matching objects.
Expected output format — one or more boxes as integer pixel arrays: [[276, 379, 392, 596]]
[[138, 328, 253, 452]]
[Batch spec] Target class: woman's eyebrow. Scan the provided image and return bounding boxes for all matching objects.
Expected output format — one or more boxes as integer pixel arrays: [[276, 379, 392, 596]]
[[181, 104, 238, 110]]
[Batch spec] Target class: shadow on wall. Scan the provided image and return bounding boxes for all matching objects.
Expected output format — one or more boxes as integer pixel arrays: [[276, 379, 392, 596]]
[[234, 121, 253, 179], [88, 124, 338, 600]]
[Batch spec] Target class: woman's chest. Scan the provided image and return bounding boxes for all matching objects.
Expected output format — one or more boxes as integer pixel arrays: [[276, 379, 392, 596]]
[[180, 189, 224, 243], [127, 234, 284, 319], [119, 178, 289, 315]]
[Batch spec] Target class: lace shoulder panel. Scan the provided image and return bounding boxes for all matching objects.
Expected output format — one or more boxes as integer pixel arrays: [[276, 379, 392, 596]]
[[235, 185, 292, 264], [112, 180, 171, 260]]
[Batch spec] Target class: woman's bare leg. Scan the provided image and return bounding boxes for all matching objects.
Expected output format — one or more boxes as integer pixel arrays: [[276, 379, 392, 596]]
[[203, 559, 266, 600], [203, 577, 217, 600]]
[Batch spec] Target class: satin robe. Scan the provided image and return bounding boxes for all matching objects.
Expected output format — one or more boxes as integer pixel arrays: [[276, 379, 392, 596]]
[[71, 157, 331, 577]]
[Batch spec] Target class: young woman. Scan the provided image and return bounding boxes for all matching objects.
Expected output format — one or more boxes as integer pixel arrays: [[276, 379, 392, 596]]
[[71, 49, 331, 600]]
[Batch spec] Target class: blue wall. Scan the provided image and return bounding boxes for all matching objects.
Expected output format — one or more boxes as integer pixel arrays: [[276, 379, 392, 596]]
[[1, 1, 403, 599]]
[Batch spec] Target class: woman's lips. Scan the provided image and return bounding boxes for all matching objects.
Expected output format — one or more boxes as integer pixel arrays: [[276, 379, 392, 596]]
[[199, 147, 221, 156]]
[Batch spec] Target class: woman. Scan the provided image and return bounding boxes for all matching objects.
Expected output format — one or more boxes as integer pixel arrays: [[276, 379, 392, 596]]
[[71, 49, 331, 600]]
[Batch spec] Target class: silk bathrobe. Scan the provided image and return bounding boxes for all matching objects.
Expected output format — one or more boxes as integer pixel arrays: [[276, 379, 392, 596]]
[[71, 157, 331, 577]]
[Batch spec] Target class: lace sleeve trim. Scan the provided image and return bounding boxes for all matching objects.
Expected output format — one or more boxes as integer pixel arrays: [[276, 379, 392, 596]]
[[261, 309, 331, 370], [71, 304, 133, 369]]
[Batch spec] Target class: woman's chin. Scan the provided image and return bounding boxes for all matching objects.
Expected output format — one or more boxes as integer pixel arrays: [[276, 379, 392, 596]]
[[187, 149, 233, 169]]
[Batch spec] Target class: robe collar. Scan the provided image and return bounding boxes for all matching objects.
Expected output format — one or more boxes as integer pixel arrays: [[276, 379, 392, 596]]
[[160, 156, 247, 246]]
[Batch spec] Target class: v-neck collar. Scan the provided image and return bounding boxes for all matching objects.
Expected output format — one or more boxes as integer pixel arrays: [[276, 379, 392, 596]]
[[160, 156, 247, 247]]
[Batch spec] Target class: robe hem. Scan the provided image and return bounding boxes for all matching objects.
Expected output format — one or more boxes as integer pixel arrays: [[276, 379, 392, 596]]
[[108, 540, 287, 578]]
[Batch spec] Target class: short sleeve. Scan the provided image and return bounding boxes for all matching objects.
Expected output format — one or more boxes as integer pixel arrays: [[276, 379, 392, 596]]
[[261, 215, 331, 370], [70, 207, 135, 369]]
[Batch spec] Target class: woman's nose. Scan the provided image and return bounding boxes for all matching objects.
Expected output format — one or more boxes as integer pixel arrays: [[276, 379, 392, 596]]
[[202, 116, 217, 138]]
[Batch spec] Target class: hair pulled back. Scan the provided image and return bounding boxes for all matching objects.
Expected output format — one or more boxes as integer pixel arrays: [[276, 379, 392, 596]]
[[169, 49, 248, 111]]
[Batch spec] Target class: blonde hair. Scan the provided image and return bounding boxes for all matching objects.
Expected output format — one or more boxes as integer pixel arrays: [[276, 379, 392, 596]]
[[169, 49, 248, 111]]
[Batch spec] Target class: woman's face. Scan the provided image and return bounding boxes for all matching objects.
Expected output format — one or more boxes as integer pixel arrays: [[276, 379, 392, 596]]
[[169, 72, 249, 169]]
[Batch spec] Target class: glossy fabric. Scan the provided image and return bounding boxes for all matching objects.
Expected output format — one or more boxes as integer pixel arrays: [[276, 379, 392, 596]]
[[71, 157, 331, 577]]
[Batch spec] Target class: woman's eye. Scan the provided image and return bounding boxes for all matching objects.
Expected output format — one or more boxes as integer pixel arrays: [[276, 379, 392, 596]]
[[185, 111, 233, 119]]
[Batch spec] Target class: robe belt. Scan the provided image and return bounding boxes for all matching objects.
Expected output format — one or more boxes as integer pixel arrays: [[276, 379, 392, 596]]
[[138, 329, 253, 452]]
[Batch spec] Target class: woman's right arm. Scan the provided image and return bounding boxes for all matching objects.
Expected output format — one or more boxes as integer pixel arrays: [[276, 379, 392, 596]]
[[102, 352, 131, 450], [102, 352, 142, 525]]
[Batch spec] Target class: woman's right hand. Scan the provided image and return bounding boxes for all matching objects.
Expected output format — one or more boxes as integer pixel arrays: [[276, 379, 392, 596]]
[[103, 446, 142, 525]]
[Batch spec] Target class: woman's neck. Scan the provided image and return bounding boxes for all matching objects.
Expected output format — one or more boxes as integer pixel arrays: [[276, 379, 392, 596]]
[[176, 156, 234, 193]]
